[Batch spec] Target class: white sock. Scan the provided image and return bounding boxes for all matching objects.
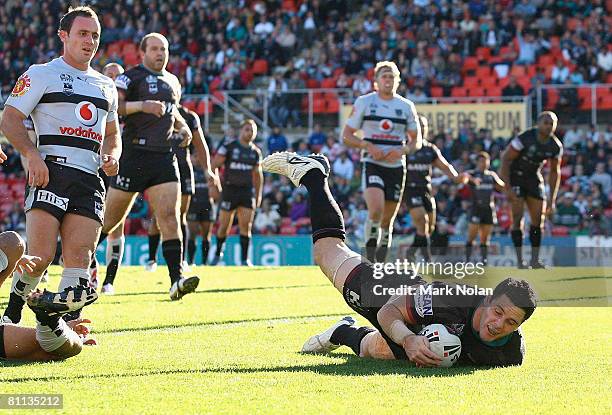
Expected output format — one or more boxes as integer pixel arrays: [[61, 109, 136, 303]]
[[379, 228, 392, 249], [12, 271, 42, 301], [58, 268, 89, 291], [364, 219, 381, 245], [106, 236, 125, 265], [36, 317, 81, 352]]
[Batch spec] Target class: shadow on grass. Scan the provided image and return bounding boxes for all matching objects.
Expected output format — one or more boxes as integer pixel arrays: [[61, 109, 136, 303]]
[[94, 312, 349, 334], [0, 355, 490, 380], [108, 283, 328, 298]]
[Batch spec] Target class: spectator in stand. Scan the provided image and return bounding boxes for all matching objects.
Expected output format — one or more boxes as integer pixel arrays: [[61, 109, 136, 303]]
[[405, 86, 428, 103], [352, 70, 372, 97], [286, 71, 304, 128], [253, 199, 281, 234], [515, 21, 539, 65], [308, 124, 327, 153], [502, 75, 525, 98], [556, 78, 578, 111], [332, 151, 354, 182], [269, 75, 289, 128], [553, 193, 581, 228], [267, 127, 289, 154], [563, 124, 582, 149], [590, 162, 612, 195], [551, 60, 570, 84], [345, 51, 364, 76], [567, 164, 591, 194], [289, 193, 308, 221], [596, 47, 612, 73]]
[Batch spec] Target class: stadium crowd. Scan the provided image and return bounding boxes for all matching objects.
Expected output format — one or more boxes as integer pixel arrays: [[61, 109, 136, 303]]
[[1, 0, 611, 239]]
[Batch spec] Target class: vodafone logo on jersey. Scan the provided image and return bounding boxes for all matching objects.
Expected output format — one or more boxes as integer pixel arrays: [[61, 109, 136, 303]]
[[59, 126, 103, 143], [379, 119, 393, 132], [75, 101, 98, 126]]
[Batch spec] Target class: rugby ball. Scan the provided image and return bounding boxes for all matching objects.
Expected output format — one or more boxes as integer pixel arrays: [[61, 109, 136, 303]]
[[418, 324, 462, 367]]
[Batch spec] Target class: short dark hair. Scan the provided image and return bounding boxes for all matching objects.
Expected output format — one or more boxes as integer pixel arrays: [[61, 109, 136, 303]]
[[58, 6, 99, 34], [477, 151, 490, 161], [139, 33, 168, 52], [492, 278, 537, 322]]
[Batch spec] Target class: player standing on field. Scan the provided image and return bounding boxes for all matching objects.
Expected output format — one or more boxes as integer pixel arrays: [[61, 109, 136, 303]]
[[186, 150, 217, 266], [145, 105, 219, 272], [465, 152, 505, 265], [342, 61, 421, 263], [1, 6, 121, 323], [404, 115, 470, 262], [95, 32, 199, 300], [500, 111, 562, 269], [210, 119, 263, 266]]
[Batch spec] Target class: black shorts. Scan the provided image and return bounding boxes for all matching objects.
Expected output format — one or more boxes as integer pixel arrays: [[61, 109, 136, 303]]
[[470, 205, 497, 225], [362, 162, 404, 202], [99, 169, 110, 190], [219, 185, 255, 211], [25, 161, 105, 224], [187, 193, 214, 222], [404, 187, 435, 213], [178, 162, 195, 195], [510, 174, 544, 200], [111, 150, 179, 193], [342, 262, 426, 360]]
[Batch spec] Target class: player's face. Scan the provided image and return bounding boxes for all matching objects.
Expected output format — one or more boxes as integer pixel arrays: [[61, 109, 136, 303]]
[[477, 294, 525, 342], [376, 69, 396, 95], [537, 115, 557, 137], [240, 123, 256, 142], [143, 37, 169, 72], [476, 157, 488, 171], [61, 16, 100, 66]]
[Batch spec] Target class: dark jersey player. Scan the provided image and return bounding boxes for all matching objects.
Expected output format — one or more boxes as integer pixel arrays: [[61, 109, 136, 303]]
[[262, 151, 535, 367], [210, 119, 263, 266], [500, 112, 562, 269], [465, 152, 505, 265], [96, 32, 200, 301], [145, 105, 218, 272], [186, 155, 216, 265], [404, 115, 470, 262]]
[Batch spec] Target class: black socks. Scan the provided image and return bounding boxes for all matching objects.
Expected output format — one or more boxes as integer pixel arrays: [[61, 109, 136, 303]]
[[162, 239, 182, 284], [511, 229, 523, 263], [300, 170, 345, 243], [330, 325, 375, 356], [148, 234, 161, 262], [240, 235, 250, 262]]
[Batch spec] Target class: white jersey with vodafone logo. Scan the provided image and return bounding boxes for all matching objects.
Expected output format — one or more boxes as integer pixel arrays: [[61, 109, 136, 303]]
[[346, 92, 418, 168], [5, 57, 118, 175]]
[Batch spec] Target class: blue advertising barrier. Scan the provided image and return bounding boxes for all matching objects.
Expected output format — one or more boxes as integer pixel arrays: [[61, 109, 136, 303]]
[[96, 235, 604, 267], [95, 235, 313, 266]]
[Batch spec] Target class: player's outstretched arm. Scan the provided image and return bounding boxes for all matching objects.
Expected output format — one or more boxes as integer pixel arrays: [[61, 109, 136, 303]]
[[189, 110, 220, 189], [377, 295, 442, 367], [491, 171, 506, 192], [499, 146, 519, 193], [433, 155, 469, 185], [0, 145, 6, 163], [253, 162, 263, 208]]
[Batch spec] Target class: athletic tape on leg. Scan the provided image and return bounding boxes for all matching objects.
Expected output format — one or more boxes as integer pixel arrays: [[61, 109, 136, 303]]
[[36, 318, 81, 353]]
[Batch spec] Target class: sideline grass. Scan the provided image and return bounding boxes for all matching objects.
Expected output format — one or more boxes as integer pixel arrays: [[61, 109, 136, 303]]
[[1, 266, 610, 414]]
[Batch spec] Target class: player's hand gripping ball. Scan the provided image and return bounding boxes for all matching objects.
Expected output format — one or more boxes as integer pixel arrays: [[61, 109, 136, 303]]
[[418, 324, 462, 367]]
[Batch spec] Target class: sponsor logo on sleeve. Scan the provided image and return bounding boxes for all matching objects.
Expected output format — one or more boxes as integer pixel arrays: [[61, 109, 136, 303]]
[[413, 289, 433, 317], [11, 74, 31, 97], [115, 74, 131, 90]]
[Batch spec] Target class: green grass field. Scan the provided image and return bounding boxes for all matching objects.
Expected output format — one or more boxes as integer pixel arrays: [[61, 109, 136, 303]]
[[1, 266, 611, 414]]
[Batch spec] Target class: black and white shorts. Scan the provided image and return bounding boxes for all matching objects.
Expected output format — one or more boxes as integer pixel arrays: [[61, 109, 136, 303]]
[[404, 186, 435, 213], [111, 150, 179, 193], [362, 162, 404, 202], [178, 162, 195, 196], [509, 174, 545, 201], [187, 190, 214, 222], [470, 205, 497, 225], [219, 185, 255, 211], [25, 161, 105, 224]]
